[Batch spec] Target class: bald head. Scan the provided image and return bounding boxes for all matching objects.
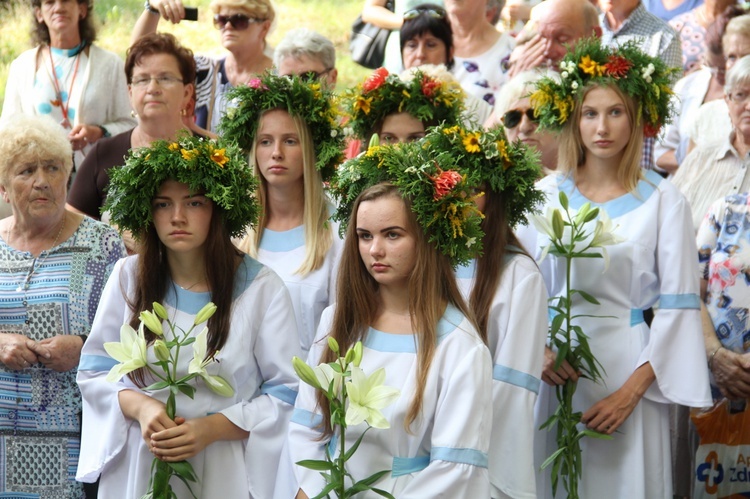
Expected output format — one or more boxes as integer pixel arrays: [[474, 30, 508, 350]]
[[531, 0, 601, 63]]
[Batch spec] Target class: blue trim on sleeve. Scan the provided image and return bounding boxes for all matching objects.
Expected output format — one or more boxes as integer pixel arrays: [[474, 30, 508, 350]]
[[431, 446, 489, 468], [260, 383, 297, 405], [259, 225, 305, 252], [78, 354, 117, 371], [291, 408, 323, 428], [631, 309, 645, 327], [492, 364, 540, 394], [560, 169, 662, 219], [392, 456, 430, 477], [660, 293, 700, 310], [455, 259, 476, 279], [327, 433, 337, 456]]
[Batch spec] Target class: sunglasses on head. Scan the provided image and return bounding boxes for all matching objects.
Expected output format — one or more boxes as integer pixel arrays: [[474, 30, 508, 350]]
[[502, 108, 539, 129], [213, 13, 264, 31], [403, 7, 446, 21]]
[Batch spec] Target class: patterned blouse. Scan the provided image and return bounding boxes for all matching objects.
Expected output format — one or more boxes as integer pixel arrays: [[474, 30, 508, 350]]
[[697, 192, 750, 356], [0, 216, 125, 498]]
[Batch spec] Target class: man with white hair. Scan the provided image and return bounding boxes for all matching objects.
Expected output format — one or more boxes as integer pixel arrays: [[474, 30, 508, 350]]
[[274, 28, 338, 88]]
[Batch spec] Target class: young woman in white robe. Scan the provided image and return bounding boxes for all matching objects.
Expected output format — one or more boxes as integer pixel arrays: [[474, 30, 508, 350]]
[[521, 81, 713, 497], [456, 186, 548, 499], [289, 183, 493, 498], [77, 174, 300, 498], [233, 103, 343, 360]]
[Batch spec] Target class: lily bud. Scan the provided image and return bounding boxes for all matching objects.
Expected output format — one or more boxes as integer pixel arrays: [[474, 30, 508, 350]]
[[558, 191, 569, 210], [328, 337, 340, 355], [293, 356, 322, 389], [152, 302, 168, 320], [352, 341, 363, 367], [194, 302, 217, 326], [139, 310, 163, 336], [368, 132, 380, 150], [205, 374, 235, 397], [154, 340, 170, 362], [552, 210, 564, 240]]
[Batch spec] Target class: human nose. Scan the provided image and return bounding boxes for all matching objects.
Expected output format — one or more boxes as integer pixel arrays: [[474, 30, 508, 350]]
[[596, 116, 609, 135], [271, 140, 283, 159], [519, 112, 536, 134], [32, 169, 50, 190], [369, 236, 384, 257], [170, 204, 186, 224]]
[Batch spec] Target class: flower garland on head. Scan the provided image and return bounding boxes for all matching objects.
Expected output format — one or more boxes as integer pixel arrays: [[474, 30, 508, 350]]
[[342, 67, 466, 141], [218, 71, 345, 181], [529, 37, 678, 138], [104, 134, 260, 240], [422, 123, 545, 229], [331, 136, 484, 267]]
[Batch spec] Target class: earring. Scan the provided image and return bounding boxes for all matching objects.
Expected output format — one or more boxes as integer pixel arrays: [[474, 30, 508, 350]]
[[180, 109, 187, 117], [131, 110, 138, 118]]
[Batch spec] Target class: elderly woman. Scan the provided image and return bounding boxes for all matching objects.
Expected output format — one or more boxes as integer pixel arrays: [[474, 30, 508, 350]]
[[696, 56, 750, 401], [673, 54, 750, 231], [0, 115, 125, 497], [0, 0, 134, 164], [400, 4, 453, 70], [68, 33, 197, 226], [132, 0, 274, 132], [493, 70, 558, 173]]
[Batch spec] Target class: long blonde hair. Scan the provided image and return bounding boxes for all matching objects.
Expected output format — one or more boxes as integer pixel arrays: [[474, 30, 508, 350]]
[[316, 183, 477, 435], [240, 110, 332, 275], [557, 83, 644, 193]]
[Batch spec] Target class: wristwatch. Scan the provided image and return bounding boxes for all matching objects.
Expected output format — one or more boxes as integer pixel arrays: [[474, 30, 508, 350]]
[[144, 0, 159, 14], [98, 125, 111, 138]]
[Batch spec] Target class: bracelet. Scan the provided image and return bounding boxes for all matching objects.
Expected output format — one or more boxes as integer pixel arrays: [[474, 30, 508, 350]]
[[144, 0, 159, 14], [709, 345, 723, 371], [77, 334, 88, 345]]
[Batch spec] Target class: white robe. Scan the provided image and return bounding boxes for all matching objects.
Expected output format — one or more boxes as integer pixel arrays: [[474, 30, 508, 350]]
[[518, 170, 713, 498], [456, 253, 548, 499], [257, 224, 343, 358], [76, 255, 301, 499], [287, 304, 493, 498]]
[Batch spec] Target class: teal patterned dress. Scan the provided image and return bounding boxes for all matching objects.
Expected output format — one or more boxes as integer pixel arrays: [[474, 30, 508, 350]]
[[0, 216, 124, 498]]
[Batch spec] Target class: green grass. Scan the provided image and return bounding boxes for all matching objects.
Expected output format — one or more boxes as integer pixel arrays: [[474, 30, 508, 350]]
[[0, 0, 371, 114]]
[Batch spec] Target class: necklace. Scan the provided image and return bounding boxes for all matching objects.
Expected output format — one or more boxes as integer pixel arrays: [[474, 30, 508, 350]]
[[46, 43, 83, 129], [5, 216, 66, 293], [178, 278, 206, 291]]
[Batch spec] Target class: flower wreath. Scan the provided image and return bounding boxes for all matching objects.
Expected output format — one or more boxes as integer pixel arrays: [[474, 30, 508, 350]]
[[342, 67, 466, 141], [218, 71, 344, 181], [423, 123, 545, 229], [529, 37, 679, 138], [104, 134, 260, 240]]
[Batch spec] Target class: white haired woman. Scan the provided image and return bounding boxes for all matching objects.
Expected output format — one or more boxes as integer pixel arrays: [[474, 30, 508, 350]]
[[0, 115, 125, 497]]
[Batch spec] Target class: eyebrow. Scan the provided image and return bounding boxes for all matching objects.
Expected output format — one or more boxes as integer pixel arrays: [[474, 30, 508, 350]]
[[354, 226, 406, 233]]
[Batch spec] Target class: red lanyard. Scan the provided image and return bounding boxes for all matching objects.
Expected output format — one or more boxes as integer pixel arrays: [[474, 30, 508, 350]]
[[46, 45, 82, 129]]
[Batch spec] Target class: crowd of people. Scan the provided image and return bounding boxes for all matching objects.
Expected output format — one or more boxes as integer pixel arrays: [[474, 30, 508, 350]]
[[0, 0, 748, 497]]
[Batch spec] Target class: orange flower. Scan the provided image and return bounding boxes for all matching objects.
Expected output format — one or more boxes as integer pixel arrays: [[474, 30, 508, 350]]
[[603, 55, 632, 79], [421, 76, 441, 98], [431, 168, 463, 201]]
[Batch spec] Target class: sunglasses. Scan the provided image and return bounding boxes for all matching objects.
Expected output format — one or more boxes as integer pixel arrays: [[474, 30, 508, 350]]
[[213, 14, 265, 31], [502, 108, 539, 129], [403, 7, 446, 20]]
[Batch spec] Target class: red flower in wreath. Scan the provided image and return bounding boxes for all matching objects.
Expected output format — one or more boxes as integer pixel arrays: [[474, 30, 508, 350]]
[[421, 76, 441, 98], [431, 168, 463, 201], [363, 68, 389, 93], [603, 55, 632, 79], [644, 122, 661, 138]]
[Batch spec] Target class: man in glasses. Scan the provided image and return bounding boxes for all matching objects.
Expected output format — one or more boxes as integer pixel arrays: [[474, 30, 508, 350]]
[[274, 28, 338, 89]]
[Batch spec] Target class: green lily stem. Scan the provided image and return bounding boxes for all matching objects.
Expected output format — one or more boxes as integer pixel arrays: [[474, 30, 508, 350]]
[[336, 356, 347, 498]]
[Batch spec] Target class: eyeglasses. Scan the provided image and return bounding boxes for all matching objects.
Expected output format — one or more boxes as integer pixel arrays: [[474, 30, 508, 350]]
[[130, 75, 184, 88], [728, 89, 750, 105], [403, 7, 446, 20], [213, 14, 265, 31], [502, 108, 539, 129], [300, 68, 333, 81]]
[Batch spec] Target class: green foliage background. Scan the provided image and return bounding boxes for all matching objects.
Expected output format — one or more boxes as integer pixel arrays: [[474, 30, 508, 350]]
[[0, 0, 370, 114]]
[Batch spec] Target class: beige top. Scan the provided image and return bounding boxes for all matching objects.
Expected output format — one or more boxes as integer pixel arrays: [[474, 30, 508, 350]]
[[672, 132, 750, 231]]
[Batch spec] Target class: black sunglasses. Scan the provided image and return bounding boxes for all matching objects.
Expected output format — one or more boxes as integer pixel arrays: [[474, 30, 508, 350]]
[[502, 108, 539, 129], [403, 7, 446, 20], [213, 14, 265, 31]]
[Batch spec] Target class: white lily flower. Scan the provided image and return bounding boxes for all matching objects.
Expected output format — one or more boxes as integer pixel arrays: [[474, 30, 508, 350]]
[[529, 207, 559, 261], [313, 363, 345, 396], [345, 366, 400, 429], [590, 210, 625, 271], [187, 327, 235, 397], [104, 323, 148, 382]]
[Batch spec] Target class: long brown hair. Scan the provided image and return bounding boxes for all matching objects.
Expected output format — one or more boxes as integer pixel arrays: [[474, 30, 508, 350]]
[[470, 189, 531, 343], [316, 183, 476, 435], [127, 200, 243, 387]]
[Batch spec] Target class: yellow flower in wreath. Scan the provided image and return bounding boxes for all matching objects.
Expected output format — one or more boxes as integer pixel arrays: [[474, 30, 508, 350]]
[[210, 147, 229, 167], [354, 96, 373, 115], [462, 132, 482, 153], [181, 148, 199, 161], [579, 55, 604, 77]]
